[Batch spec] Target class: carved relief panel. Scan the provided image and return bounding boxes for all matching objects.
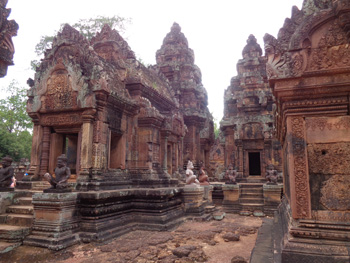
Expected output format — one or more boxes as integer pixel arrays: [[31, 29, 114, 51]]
[[309, 18, 350, 71], [306, 116, 350, 212], [44, 69, 77, 110], [289, 117, 311, 219], [242, 123, 263, 140]]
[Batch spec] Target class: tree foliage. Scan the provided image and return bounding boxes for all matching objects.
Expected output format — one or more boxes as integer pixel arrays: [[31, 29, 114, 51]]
[[214, 121, 220, 139], [0, 81, 32, 161], [31, 15, 131, 70]]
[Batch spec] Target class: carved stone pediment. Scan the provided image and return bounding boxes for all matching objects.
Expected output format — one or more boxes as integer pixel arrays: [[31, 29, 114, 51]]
[[0, 0, 18, 77], [42, 61, 77, 111], [264, 1, 350, 79]]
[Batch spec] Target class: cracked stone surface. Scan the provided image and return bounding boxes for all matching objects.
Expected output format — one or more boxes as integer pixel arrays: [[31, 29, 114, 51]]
[[0, 214, 262, 263]]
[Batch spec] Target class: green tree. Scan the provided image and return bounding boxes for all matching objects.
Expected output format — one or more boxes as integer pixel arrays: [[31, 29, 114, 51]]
[[31, 15, 131, 70], [214, 121, 220, 139], [0, 80, 32, 161]]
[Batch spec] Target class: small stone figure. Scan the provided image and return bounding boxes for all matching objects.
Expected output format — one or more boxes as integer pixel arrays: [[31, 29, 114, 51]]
[[44, 154, 71, 191], [185, 160, 200, 187], [10, 176, 16, 188], [198, 164, 210, 185], [266, 164, 278, 185], [225, 164, 237, 184], [0, 156, 14, 188]]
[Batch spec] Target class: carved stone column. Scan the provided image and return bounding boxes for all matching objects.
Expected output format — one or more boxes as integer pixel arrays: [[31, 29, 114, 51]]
[[39, 126, 51, 178], [163, 136, 168, 171], [286, 116, 311, 219], [27, 121, 43, 178], [236, 140, 244, 177], [180, 137, 184, 168], [80, 110, 95, 177]]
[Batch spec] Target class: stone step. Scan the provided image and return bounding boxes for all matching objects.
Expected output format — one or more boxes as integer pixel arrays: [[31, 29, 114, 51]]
[[241, 203, 264, 212], [0, 241, 21, 254], [14, 197, 32, 206], [0, 224, 30, 242], [240, 193, 264, 198], [32, 183, 50, 190], [239, 198, 264, 204], [13, 190, 36, 198], [205, 205, 216, 214], [246, 177, 267, 183], [239, 183, 264, 188], [6, 205, 34, 215], [241, 188, 263, 194], [0, 214, 33, 227]]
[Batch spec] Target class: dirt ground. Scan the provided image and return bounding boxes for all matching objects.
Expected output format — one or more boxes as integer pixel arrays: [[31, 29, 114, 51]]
[[0, 214, 262, 263]]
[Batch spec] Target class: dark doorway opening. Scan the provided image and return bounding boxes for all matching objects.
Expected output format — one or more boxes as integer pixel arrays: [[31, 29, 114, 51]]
[[49, 132, 80, 179], [249, 152, 261, 175]]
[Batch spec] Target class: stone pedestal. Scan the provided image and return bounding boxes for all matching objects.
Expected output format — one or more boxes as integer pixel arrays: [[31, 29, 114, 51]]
[[24, 192, 79, 250], [182, 187, 205, 216], [222, 184, 240, 213], [16, 181, 50, 191], [263, 184, 282, 216], [0, 192, 16, 214], [203, 185, 213, 204], [211, 182, 224, 205], [277, 198, 350, 263], [79, 188, 184, 242]]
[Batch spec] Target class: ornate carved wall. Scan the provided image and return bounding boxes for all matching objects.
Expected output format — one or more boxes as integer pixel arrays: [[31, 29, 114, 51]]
[[265, 1, 350, 262], [26, 24, 194, 189], [0, 0, 18, 77], [220, 35, 282, 180], [155, 23, 214, 172]]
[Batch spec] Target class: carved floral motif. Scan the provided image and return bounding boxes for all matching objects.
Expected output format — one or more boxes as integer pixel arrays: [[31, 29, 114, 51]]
[[45, 70, 77, 110], [306, 116, 350, 131], [291, 117, 310, 218], [308, 142, 350, 175], [0, 0, 18, 77], [320, 174, 350, 211], [152, 144, 160, 164], [305, 118, 333, 131], [41, 113, 82, 126], [309, 19, 350, 71]]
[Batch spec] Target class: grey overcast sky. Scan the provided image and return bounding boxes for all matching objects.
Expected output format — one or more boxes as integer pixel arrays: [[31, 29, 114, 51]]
[[2, 0, 303, 123]]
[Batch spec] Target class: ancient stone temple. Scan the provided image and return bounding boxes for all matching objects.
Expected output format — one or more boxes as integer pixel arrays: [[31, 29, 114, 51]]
[[25, 24, 188, 189], [264, 0, 350, 262], [155, 23, 215, 173], [7, 23, 214, 249], [0, 0, 18, 77], [219, 35, 283, 216], [221, 35, 282, 180]]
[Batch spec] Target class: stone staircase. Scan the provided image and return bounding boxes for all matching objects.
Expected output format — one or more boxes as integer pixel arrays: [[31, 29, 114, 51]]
[[239, 182, 265, 217], [0, 191, 35, 254]]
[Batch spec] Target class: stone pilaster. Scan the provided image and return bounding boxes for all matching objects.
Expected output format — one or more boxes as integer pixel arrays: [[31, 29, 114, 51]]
[[222, 184, 240, 213], [286, 116, 311, 219], [24, 192, 79, 250], [182, 187, 205, 216], [79, 110, 95, 180], [263, 184, 283, 216]]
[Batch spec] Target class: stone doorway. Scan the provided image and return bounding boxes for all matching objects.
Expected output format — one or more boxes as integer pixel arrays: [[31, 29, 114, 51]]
[[109, 132, 125, 169], [49, 132, 81, 179], [248, 152, 261, 176]]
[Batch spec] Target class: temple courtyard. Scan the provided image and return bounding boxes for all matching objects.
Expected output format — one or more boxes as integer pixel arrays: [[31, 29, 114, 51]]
[[1, 214, 263, 263], [0, 1, 350, 263]]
